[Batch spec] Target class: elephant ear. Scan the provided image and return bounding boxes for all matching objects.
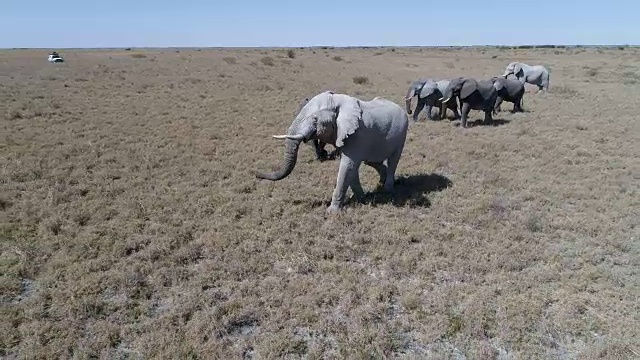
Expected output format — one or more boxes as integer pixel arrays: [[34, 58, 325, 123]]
[[513, 63, 522, 76], [333, 94, 362, 148], [460, 78, 478, 99], [419, 81, 437, 98]]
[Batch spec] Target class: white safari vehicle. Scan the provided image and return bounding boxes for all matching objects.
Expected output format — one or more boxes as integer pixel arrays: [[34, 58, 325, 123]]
[[47, 52, 64, 63]]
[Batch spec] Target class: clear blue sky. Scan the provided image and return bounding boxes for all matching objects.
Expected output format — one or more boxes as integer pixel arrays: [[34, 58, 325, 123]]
[[2, 1, 637, 48]]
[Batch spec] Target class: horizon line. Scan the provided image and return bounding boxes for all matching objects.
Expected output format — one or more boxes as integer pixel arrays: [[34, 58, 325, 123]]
[[2, 43, 638, 51]]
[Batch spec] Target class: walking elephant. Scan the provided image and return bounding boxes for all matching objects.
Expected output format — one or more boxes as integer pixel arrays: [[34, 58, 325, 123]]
[[404, 78, 460, 121], [490, 77, 525, 113], [440, 77, 499, 128], [256, 91, 409, 213], [502, 62, 550, 92]]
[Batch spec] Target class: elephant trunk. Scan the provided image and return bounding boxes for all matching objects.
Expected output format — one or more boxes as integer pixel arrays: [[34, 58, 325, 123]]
[[255, 138, 301, 181], [405, 88, 415, 114], [440, 88, 453, 104]]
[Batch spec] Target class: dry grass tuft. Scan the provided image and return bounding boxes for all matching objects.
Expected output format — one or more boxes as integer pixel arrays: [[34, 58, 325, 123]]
[[585, 67, 599, 77], [1, 46, 638, 359], [332, 56, 343, 61], [286, 49, 296, 59], [222, 56, 237, 64], [352, 75, 369, 85], [130, 53, 147, 59], [552, 84, 579, 96], [260, 56, 275, 66]]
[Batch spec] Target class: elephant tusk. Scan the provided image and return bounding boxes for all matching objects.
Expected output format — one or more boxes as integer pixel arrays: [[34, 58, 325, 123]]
[[441, 97, 450, 103], [287, 134, 305, 141], [272, 135, 289, 139]]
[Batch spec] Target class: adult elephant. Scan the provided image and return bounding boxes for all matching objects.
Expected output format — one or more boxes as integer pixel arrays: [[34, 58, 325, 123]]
[[256, 91, 409, 213], [440, 77, 499, 128], [502, 62, 550, 92], [404, 78, 460, 121], [490, 77, 525, 113]]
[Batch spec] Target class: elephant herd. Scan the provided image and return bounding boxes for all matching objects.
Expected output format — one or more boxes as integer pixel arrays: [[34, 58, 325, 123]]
[[405, 61, 550, 127], [255, 61, 551, 214]]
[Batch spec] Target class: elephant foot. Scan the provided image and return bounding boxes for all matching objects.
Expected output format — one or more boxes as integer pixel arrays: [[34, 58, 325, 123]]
[[383, 181, 394, 193], [316, 149, 329, 161], [326, 204, 342, 214]]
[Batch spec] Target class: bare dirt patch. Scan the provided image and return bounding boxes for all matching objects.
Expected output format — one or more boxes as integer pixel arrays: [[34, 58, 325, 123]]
[[1, 47, 639, 359]]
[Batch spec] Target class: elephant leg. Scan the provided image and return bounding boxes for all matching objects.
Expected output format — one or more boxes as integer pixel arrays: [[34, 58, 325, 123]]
[[365, 161, 387, 186], [516, 97, 524, 112], [494, 96, 503, 114], [412, 99, 425, 122], [331, 147, 342, 159], [383, 148, 403, 193], [460, 102, 471, 128], [449, 101, 460, 119], [313, 139, 328, 160], [484, 109, 494, 125], [328, 155, 360, 213], [426, 104, 434, 120], [349, 169, 365, 202]]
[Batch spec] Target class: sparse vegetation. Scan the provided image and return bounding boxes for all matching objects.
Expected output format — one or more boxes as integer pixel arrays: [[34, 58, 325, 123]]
[[1, 46, 638, 359], [585, 67, 599, 77], [332, 56, 343, 61], [552, 84, 579, 96], [222, 56, 237, 64], [130, 53, 147, 58], [352, 75, 369, 84], [286, 49, 296, 59], [260, 56, 275, 66]]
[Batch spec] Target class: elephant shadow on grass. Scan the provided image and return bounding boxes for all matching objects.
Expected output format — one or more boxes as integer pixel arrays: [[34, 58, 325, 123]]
[[455, 118, 511, 128], [308, 172, 452, 209], [359, 173, 452, 208]]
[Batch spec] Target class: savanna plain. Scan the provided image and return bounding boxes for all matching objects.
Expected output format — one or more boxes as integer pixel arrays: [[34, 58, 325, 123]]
[[1, 46, 639, 359]]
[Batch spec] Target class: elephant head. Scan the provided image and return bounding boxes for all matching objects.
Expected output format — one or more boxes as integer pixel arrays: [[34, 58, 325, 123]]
[[441, 77, 477, 103], [255, 91, 362, 181], [404, 79, 437, 114], [490, 77, 505, 92], [502, 62, 523, 78]]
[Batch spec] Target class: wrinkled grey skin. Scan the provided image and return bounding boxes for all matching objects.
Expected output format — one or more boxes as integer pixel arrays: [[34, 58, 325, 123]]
[[296, 97, 340, 161], [405, 78, 459, 121], [490, 77, 525, 113], [502, 62, 550, 92], [441, 77, 499, 128], [256, 91, 409, 213]]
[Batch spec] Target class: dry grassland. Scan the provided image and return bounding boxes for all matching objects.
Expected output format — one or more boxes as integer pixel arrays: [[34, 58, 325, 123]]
[[1, 46, 639, 359]]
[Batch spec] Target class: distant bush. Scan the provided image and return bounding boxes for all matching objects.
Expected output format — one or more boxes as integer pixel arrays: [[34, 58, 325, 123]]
[[222, 57, 236, 64], [261, 57, 275, 66], [353, 76, 369, 85], [585, 67, 599, 77], [131, 54, 147, 59], [286, 49, 296, 59], [552, 85, 578, 96], [332, 56, 343, 61]]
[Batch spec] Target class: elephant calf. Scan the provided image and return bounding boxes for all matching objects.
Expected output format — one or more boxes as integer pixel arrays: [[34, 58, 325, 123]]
[[256, 91, 409, 213], [404, 78, 460, 121], [490, 77, 525, 114], [441, 77, 498, 128]]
